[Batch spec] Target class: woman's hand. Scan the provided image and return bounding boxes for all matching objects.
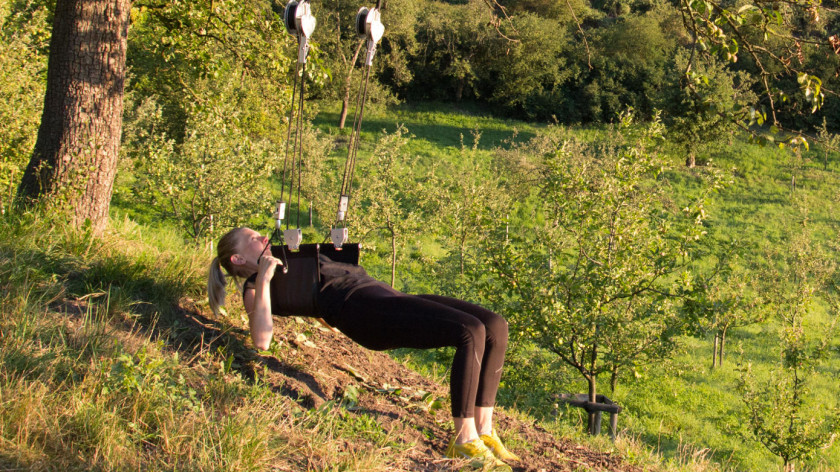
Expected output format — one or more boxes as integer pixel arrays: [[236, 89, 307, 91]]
[[256, 254, 282, 285]]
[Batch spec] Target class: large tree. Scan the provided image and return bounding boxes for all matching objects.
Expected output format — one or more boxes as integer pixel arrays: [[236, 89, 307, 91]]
[[16, 0, 130, 232]]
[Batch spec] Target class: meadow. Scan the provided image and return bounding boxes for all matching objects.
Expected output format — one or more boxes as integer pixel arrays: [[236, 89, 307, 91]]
[[310, 102, 840, 471], [3, 102, 840, 471]]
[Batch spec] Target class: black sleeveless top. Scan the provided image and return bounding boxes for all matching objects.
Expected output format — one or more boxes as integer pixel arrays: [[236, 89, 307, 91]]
[[243, 254, 381, 318]]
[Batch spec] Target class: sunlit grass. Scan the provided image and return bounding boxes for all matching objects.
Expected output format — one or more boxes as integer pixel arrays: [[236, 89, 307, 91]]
[[5, 104, 840, 471], [345, 105, 840, 471], [0, 210, 403, 471]]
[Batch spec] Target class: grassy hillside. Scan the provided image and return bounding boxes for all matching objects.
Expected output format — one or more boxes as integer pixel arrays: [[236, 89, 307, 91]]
[[314, 102, 840, 471], [3, 103, 839, 471], [0, 210, 659, 471]]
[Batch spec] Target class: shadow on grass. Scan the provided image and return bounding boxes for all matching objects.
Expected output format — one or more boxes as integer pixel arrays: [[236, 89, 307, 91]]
[[313, 111, 537, 151], [1, 237, 329, 410]]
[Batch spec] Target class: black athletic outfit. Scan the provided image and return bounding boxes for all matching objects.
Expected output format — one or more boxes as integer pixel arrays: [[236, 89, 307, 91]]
[[245, 254, 508, 418]]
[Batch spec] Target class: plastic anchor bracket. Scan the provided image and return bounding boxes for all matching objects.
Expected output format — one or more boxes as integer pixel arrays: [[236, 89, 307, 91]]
[[284, 228, 303, 250], [330, 227, 348, 249]]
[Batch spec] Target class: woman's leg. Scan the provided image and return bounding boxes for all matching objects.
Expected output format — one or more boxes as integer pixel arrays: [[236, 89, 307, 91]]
[[416, 294, 509, 417], [330, 285, 489, 430], [409, 295, 517, 461]]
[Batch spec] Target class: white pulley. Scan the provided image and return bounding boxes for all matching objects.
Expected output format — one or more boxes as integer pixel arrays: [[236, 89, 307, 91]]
[[284, 1, 316, 63], [355, 7, 384, 66]]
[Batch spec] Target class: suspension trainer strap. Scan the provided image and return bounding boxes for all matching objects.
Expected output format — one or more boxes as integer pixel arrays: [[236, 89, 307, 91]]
[[276, 57, 299, 240], [275, 0, 315, 252], [295, 60, 307, 229], [345, 64, 374, 200], [333, 4, 384, 239]]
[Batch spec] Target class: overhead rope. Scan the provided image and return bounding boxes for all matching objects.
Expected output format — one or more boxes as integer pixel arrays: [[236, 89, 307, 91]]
[[273, 0, 316, 255], [331, 2, 384, 249], [259, 1, 381, 315]]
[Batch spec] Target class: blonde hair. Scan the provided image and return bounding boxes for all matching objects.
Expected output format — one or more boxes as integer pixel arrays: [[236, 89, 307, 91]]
[[207, 227, 249, 316]]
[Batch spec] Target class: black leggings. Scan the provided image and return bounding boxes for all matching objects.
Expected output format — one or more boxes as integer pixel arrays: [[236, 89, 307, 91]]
[[328, 284, 508, 418]]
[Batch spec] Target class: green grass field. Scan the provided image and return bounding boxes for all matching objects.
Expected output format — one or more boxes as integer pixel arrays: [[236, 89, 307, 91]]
[[319, 102, 840, 471], [4, 101, 839, 471]]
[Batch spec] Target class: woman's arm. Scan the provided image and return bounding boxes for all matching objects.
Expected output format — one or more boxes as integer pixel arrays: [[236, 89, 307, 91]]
[[243, 256, 281, 350]]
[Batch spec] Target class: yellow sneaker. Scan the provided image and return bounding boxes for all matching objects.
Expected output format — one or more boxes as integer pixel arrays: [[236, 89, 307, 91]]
[[445, 437, 512, 471], [479, 429, 521, 462]]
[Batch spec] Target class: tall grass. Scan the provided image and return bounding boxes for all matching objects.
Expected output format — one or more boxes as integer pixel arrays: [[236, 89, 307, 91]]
[[0, 210, 401, 471]]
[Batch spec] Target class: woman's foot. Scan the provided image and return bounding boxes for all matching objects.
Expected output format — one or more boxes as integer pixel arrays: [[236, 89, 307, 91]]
[[446, 437, 512, 471], [479, 429, 521, 462]]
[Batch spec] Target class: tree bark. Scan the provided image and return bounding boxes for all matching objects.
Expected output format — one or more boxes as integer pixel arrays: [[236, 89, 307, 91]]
[[685, 151, 696, 168], [16, 0, 130, 233], [719, 327, 727, 366], [587, 375, 597, 434], [338, 41, 365, 129], [712, 333, 719, 369]]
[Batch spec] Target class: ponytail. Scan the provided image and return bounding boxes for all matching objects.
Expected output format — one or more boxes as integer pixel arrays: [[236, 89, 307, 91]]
[[208, 257, 227, 316], [207, 227, 248, 316]]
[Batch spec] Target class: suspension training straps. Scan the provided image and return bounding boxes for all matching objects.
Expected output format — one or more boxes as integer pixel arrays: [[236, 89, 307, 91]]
[[275, 0, 316, 253], [331, 2, 384, 249]]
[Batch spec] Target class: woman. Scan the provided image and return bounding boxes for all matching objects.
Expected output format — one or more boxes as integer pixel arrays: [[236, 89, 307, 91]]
[[207, 227, 519, 470]]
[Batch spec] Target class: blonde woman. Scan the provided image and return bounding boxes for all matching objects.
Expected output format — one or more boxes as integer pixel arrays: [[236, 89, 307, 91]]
[[208, 227, 519, 470]]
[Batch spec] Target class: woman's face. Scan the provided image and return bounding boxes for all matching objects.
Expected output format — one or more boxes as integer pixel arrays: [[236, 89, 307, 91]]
[[235, 228, 270, 266]]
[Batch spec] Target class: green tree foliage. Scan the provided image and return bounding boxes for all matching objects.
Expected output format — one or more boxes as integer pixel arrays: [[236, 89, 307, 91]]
[[125, 96, 274, 240], [390, 0, 687, 122], [737, 232, 840, 472], [352, 125, 428, 287], [483, 11, 576, 118], [816, 117, 840, 170], [127, 0, 295, 144], [425, 131, 511, 298], [664, 53, 756, 167], [0, 0, 49, 213], [682, 253, 768, 368], [314, 0, 412, 127], [679, 0, 840, 137], [483, 112, 725, 417], [405, 0, 495, 103], [122, 0, 328, 238], [580, 7, 678, 122]]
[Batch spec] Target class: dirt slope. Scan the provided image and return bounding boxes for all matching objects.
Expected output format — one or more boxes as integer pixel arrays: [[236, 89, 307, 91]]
[[179, 299, 644, 472]]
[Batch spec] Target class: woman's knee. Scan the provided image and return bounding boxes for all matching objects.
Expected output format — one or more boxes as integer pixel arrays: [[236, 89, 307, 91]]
[[458, 316, 487, 350], [484, 312, 509, 345]]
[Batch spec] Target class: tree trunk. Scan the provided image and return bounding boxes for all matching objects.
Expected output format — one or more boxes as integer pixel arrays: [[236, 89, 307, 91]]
[[718, 327, 727, 366], [685, 151, 696, 168], [338, 82, 352, 130], [712, 333, 719, 369], [338, 41, 365, 129], [16, 0, 130, 234], [610, 364, 618, 394], [587, 375, 597, 434]]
